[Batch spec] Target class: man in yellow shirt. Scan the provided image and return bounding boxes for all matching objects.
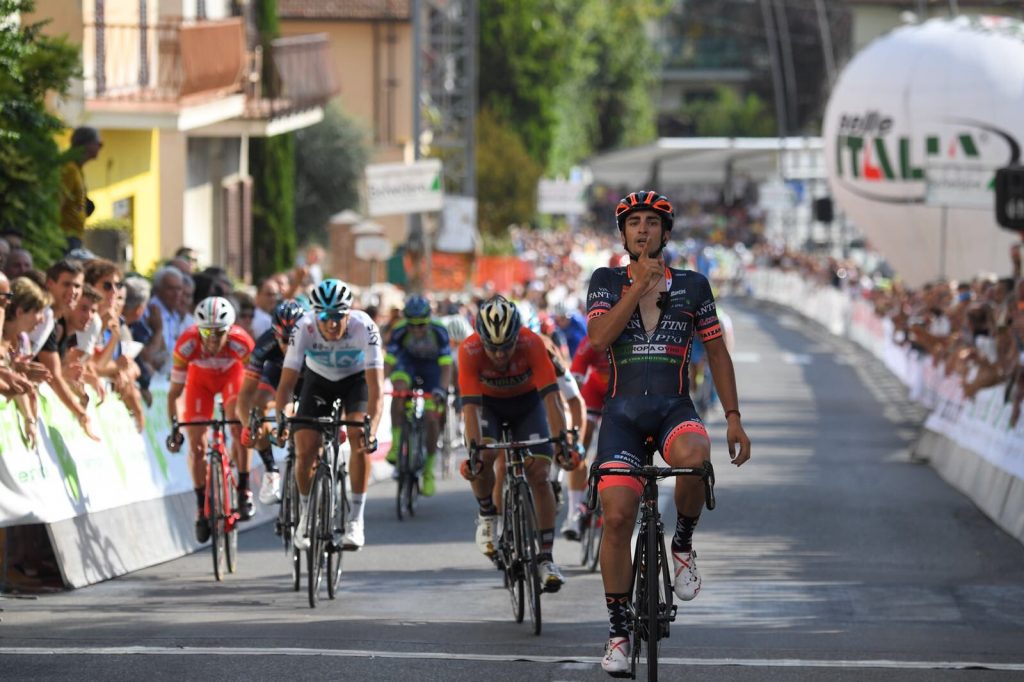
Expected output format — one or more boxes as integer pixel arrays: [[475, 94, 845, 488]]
[[60, 127, 103, 252]]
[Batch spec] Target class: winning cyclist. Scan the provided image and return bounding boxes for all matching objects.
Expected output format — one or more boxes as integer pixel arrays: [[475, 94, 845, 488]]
[[384, 294, 452, 497], [586, 191, 751, 675], [166, 296, 256, 542], [236, 299, 306, 504], [458, 295, 576, 593], [275, 279, 383, 552]]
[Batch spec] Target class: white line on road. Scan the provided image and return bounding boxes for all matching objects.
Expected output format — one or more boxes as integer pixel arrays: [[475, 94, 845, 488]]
[[3, 646, 1023, 671]]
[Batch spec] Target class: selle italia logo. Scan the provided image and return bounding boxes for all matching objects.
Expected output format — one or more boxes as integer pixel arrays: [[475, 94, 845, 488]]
[[833, 110, 1021, 204]]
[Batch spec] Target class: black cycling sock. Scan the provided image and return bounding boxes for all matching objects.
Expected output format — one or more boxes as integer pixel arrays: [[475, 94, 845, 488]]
[[237, 472, 249, 492], [194, 487, 205, 510], [476, 494, 497, 516], [257, 447, 277, 472], [671, 513, 700, 553], [606, 592, 630, 639], [539, 528, 555, 557]]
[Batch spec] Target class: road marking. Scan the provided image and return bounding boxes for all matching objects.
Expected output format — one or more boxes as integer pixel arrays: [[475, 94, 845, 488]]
[[782, 352, 813, 365], [3, 647, 1023, 671], [730, 351, 762, 363]]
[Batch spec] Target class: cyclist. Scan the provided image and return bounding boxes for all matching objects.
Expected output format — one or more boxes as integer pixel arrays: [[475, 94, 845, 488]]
[[562, 334, 609, 539], [586, 191, 751, 674], [458, 295, 576, 593], [275, 279, 383, 552], [236, 299, 306, 504], [384, 294, 452, 497], [166, 296, 256, 542]]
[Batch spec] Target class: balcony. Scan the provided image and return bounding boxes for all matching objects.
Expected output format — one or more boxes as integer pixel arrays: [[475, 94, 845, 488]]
[[244, 34, 338, 120], [81, 17, 247, 130]]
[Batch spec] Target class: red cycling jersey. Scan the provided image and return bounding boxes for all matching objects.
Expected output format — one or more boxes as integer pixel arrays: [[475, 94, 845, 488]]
[[570, 336, 609, 412], [458, 327, 558, 403], [172, 325, 255, 421]]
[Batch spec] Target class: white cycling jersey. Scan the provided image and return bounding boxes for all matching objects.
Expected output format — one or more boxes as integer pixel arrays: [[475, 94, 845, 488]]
[[283, 310, 384, 382]]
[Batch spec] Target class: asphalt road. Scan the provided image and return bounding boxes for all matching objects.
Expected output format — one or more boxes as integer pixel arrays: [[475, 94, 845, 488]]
[[4, 298, 1024, 681]]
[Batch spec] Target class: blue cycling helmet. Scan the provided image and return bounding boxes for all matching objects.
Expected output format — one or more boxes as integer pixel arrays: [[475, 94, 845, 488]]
[[309, 278, 354, 317], [403, 294, 431, 320], [293, 293, 313, 311], [272, 300, 306, 341]]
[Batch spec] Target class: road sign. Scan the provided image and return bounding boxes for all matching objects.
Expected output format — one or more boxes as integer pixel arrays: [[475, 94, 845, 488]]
[[995, 165, 1024, 233], [366, 159, 443, 216]]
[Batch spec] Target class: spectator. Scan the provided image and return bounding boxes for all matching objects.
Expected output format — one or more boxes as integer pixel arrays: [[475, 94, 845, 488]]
[[0, 238, 8, 273], [0, 228, 23, 250], [179, 273, 196, 327], [59, 126, 103, 252], [232, 290, 257, 339], [147, 266, 186, 374], [62, 284, 107, 402], [5, 248, 33, 280], [3, 276, 54, 446], [251, 276, 280, 338], [170, 246, 198, 274]]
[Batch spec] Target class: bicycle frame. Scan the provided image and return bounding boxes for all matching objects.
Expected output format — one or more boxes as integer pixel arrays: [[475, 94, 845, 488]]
[[392, 389, 428, 520]]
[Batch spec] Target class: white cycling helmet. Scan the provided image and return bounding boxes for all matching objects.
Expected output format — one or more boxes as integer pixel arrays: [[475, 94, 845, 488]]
[[194, 296, 236, 330], [443, 314, 473, 343]]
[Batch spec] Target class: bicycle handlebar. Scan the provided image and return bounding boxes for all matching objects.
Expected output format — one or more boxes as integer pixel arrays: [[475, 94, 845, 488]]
[[587, 460, 716, 511]]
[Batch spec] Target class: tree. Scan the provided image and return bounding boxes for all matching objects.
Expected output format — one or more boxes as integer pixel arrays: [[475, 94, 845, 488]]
[[250, 0, 296, 278], [475, 107, 542, 236], [681, 86, 777, 137], [293, 103, 369, 246], [0, 0, 80, 265]]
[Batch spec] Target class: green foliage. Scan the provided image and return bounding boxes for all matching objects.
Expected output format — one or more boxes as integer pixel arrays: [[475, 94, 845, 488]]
[[480, 231, 516, 257], [475, 107, 542, 236], [0, 0, 81, 265], [294, 103, 369, 245], [250, 0, 296, 279], [681, 86, 777, 137]]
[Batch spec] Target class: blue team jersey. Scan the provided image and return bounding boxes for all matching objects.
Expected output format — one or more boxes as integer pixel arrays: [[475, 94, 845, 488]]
[[385, 319, 452, 367], [586, 265, 722, 398]]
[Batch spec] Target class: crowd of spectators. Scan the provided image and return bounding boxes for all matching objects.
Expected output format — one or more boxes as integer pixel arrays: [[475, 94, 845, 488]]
[[759, 242, 1024, 425]]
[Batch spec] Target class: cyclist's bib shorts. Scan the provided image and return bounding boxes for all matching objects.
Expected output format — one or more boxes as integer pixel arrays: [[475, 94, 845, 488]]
[[183, 363, 244, 421], [294, 370, 368, 431], [580, 375, 606, 416], [595, 395, 708, 495], [258, 360, 283, 395], [391, 357, 442, 394], [479, 391, 553, 459]]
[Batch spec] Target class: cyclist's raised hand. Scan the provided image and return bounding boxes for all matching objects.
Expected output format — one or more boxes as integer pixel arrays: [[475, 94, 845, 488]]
[[635, 240, 665, 293]]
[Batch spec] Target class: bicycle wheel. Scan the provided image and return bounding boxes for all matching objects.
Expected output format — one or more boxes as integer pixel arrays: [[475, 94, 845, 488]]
[[502, 486, 524, 623], [327, 475, 347, 599], [516, 481, 542, 636], [396, 427, 409, 521], [645, 520, 661, 679], [209, 455, 226, 581], [280, 457, 298, 552], [588, 503, 604, 573], [225, 474, 238, 574], [307, 470, 329, 608], [406, 423, 423, 517]]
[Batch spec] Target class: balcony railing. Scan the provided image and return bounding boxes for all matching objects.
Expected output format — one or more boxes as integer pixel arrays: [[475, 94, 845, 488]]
[[84, 18, 246, 103], [661, 36, 756, 71], [243, 34, 338, 119]]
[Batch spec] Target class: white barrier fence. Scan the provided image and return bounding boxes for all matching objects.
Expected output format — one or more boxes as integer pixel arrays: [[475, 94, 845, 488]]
[[749, 269, 1024, 543]]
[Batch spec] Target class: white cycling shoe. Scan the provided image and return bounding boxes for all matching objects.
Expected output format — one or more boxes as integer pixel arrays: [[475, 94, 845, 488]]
[[258, 471, 282, 505], [293, 507, 310, 551], [672, 549, 701, 601], [341, 519, 365, 551], [475, 514, 498, 557], [601, 636, 631, 676], [539, 559, 565, 593]]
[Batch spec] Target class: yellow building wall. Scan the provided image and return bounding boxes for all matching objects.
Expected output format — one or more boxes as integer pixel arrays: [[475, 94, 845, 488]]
[[79, 129, 162, 273]]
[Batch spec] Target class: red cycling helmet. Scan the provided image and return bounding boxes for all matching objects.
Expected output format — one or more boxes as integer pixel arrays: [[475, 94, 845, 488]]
[[614, 191, 674, 232]]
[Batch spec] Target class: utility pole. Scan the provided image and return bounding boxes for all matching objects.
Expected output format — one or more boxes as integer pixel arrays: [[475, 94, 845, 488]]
[[814, 0, 837, 86], [760, 0, 788, 136]]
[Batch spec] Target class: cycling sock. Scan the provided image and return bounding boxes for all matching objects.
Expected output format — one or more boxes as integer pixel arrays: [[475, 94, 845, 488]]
[[567, 488, 583, 513], [350, 493, 367, 523], [237, 471, 249, 492], [476, 494, 497, 516], [299, 494, 309, 518], [257, 447, 277, 472], [606, 592, 630, 639], [390, 426, 401, 451], [671, 513, 700, 553], [195, 487, 205, 510], [539, 528, 555, 558]]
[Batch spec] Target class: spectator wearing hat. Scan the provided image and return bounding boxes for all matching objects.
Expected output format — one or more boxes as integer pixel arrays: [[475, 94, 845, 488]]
[[59, 126, 103, 253]]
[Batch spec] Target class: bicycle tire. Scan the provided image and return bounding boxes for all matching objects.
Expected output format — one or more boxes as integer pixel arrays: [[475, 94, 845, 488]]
[[280, 457, 298, 552], [503, 486, 524, 624], [588, 503, 604, 573], [646, 519, 661, 679], [407, 421, 424, 517], [225, 475, 238, 574], [209, 455, 226, 581], [516, 481, 542, 636], [327, 474, 346, 598], [396, 425, 409, 521], [291, 545, 301, 592], [307, 470, 328, 608]]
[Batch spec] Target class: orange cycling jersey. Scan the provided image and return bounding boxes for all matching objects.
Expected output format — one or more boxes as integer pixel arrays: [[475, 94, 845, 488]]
[[570, 336, 609, 392], [458, 327, 559, 403], [171, 324, 255, 384]]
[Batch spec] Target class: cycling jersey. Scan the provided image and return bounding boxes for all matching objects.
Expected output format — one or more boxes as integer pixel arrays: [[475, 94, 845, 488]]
[[586, 265, 721, 398], [458, 328, 559, 403], [245, 328, 285, 393], [283, 310, 383, 382], [386, 319, 452, 392], [171, 325, 254, 385], [570, 336, 610, 412]]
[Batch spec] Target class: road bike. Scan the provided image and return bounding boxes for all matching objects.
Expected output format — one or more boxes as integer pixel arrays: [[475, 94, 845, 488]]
[[588, 451, 715, 680], [578, 492, 603, 573], [392, 388, 428, 520], [284, 408, 373, 608], [468, 427, 574, 636], [439, 386, 462, 479], [250, 407, 302, 592], [169, 404, 242, 582]]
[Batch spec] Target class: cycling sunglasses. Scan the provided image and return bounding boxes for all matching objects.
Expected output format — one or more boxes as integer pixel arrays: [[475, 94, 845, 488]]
[[317, 310, 349, 323], [198, 327, 228, 339], [407, 316, 430, 326], [481, 337, 517, 354]]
